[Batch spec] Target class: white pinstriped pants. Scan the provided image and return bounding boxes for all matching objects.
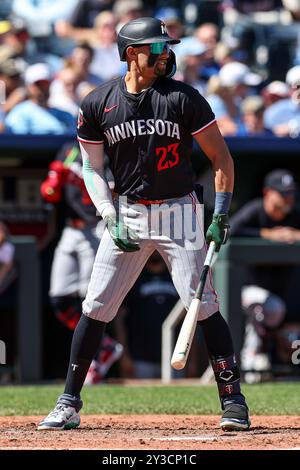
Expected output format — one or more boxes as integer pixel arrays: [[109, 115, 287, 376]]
[[82, 192, 219, 322]]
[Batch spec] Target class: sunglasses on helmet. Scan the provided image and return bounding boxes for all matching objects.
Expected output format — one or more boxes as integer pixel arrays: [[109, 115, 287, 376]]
[[149, 42, 170, 54], [133, 42, 170, 54]]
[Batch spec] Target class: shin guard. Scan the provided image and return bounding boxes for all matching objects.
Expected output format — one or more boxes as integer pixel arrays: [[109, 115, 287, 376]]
[[211, 355, 242, 407]]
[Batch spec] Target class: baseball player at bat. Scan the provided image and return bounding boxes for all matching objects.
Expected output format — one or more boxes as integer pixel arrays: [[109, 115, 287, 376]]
[[38, 17, 250, 432]]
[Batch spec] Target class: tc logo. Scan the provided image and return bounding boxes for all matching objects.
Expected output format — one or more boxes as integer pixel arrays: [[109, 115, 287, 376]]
[[291, 340, 300, 365], [0, 340, 6, 365], [77, 109, 84, 129], [72, 364, 78, 371], [161, 22, 167, 34], [217, 360, 228, 370], [224, 384, 233, 394]]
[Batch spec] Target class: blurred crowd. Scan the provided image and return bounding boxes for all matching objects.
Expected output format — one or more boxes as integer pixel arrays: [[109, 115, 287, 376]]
[[1, 1, 300, 136]]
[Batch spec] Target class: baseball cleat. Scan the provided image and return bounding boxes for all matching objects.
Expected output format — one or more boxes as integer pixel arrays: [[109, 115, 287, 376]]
[[37, 394, 83, 430], [37, 403, 80, 430], [220, 403, 251, 431]]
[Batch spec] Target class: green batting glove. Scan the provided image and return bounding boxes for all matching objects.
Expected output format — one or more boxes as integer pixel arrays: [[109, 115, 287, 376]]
[[105, 215, 140, 252], [206, 214, 230, 252]]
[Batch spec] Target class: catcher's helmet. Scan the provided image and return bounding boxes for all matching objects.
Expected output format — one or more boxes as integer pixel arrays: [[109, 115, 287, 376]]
[[117, 17, 180, 61]]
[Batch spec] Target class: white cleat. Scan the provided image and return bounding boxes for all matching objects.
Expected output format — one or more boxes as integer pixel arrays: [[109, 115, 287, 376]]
[[37, 403, 80, 431], [220, 417, 251, 431]]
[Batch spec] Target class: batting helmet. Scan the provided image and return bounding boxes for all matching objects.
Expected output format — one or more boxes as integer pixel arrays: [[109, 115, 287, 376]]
[[117, 17, 180, 61]]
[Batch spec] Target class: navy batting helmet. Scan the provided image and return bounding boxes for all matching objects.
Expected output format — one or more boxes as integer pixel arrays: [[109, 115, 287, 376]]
[[117, 17, 180, 61]]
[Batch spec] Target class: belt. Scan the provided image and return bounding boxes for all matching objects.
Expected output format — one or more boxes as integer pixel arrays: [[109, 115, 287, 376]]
[[113, 192, 166, 205], [134, 198, 166, 205]]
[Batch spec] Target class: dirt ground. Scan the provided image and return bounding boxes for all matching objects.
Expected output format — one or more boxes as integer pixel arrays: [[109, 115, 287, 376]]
[[0, 415, 299, 450]]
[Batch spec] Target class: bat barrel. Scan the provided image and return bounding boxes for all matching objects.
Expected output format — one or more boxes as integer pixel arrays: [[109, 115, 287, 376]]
[[170, 298, 200, 369], [170, 241, 217, 370]]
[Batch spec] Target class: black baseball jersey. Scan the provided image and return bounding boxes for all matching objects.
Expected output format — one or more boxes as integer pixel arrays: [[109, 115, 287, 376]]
[[77, 76, 216, 200]]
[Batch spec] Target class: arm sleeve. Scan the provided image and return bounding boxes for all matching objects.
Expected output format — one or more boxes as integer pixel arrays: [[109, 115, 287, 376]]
[[181, 89, 216, 136], [80, 142, 116, 219]]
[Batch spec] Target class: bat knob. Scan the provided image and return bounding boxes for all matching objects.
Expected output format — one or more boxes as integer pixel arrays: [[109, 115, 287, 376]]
[[171, 354, 186, 370]]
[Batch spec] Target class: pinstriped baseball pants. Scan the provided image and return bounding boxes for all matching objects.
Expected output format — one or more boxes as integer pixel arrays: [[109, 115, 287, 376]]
[[82, 192, 219, 322]]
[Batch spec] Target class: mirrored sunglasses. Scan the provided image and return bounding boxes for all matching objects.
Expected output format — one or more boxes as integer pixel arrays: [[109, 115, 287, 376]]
[[149, 42, 170, 54]]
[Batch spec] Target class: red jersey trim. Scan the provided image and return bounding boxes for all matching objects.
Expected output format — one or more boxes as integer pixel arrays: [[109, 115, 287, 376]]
[[191, 119, 216, 136], [77, 137, 104, 145]]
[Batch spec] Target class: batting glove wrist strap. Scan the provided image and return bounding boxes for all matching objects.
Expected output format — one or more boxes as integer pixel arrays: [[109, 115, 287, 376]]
[[105, 215, 140, 252], [205, 214, 230, 252], [214, 191, 232, 215]]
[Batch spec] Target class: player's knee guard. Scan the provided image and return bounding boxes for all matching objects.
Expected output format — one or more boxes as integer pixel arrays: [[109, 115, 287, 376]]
[[51, 296, 82, 330]]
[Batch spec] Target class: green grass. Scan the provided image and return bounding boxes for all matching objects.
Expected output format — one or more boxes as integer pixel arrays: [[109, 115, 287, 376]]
[[0, 383, 300, 416]]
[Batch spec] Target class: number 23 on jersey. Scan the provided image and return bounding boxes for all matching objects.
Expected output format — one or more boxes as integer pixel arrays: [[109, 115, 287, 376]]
[[155, 143, 180, 172]]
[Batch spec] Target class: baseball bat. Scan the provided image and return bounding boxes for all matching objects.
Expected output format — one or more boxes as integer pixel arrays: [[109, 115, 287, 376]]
[[171, 241, 217, 370]]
